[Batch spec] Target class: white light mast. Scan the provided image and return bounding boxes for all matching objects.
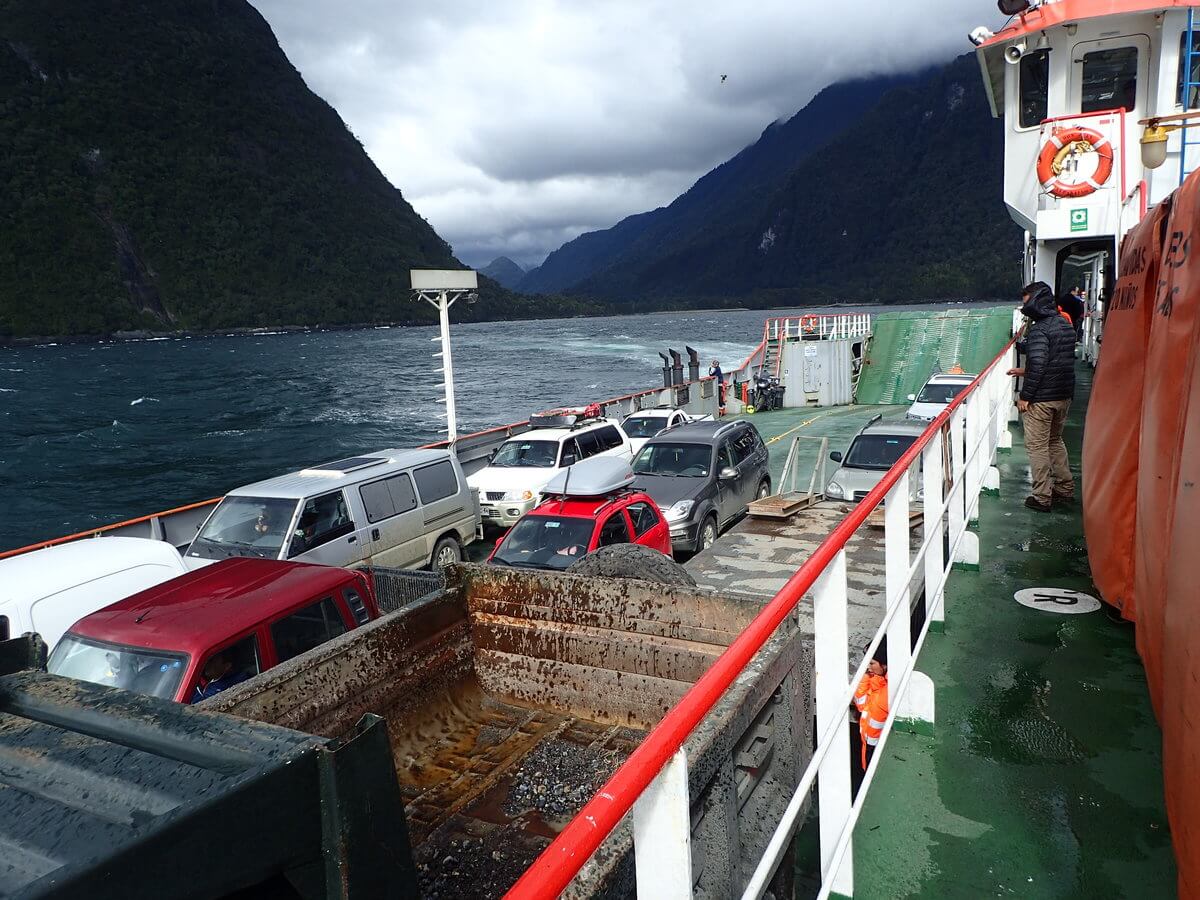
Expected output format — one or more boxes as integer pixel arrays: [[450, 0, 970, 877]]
[[410, 269, 478, 443]]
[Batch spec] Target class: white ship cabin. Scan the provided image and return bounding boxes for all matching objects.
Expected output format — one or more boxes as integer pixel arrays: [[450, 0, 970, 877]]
[[974, 0, 1200, 302]]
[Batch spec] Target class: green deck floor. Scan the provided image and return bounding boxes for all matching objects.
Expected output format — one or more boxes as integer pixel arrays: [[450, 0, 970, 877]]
[[731, 403, 910, 491], [852, 364, 1176, 898]]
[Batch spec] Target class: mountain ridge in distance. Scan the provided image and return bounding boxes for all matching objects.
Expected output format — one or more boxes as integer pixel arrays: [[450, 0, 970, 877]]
[[480, 256, 527, 290]]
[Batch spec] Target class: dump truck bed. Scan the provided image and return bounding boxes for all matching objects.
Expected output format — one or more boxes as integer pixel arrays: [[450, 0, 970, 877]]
[[206, 565, 812, 899]]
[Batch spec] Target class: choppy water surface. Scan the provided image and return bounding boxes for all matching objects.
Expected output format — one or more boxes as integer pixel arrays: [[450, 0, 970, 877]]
[[0, 304, 959, 550]]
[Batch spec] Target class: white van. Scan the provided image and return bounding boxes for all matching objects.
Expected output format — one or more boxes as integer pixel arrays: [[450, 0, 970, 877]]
[[184, 449, 479, 571], [0, 537, 189, 651], [468, 414, 633, 527]]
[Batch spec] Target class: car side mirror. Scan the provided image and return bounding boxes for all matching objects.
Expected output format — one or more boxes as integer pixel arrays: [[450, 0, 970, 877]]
[[562, 454, 577, 466], [907, 393, 916, 402], [718, 466, 738, 480], [829, 451, 843, 463]]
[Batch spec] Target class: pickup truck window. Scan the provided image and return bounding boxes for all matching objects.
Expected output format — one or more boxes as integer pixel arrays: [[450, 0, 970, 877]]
[[360, 473, 417, 524], [189, 496, 298, 561], [192, 635, 261, 703], [288, 492, 354, 558], [343, 587, 371, 626], [48, 635, 188, 701], [414, 460, 458, 504], [272, 597, 349, 664]]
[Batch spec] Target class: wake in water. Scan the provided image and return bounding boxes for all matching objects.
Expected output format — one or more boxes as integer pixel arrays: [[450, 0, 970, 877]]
[[129, 397, 160, 406]]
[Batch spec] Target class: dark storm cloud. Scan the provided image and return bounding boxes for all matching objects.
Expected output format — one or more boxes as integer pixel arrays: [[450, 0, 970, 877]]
[[252, 1, 1004, 268]]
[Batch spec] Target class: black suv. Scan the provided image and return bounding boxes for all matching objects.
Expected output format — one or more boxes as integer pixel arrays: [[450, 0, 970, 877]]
[[631, 420, 771, 554]]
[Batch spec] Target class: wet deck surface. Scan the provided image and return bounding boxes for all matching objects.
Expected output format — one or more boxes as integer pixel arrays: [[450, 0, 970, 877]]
[[688, 403, 920, 649], [853, 365, 1176, 898]]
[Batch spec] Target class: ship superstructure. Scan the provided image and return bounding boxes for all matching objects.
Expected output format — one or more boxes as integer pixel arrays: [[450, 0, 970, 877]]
[[974, 0, 1200, 354]]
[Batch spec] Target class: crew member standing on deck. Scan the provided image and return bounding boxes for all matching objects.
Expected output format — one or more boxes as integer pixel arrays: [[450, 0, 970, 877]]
[[1059, 287, 1085, 343], [709, 359, 726, 416], [1007, 281, 1077, 512], [853, 640, 889, 783]]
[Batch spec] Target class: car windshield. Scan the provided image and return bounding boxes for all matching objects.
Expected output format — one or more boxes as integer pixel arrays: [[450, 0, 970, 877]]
[[188, 496, 297, 561], [622, 415, 667, 439], [492, 515, 595, 570], [844, 434, 918, 471], [48, 634, 187, 700], [491, 439, 559, 468], [632, 443, 711, 477], [916, 382, 969, 404]]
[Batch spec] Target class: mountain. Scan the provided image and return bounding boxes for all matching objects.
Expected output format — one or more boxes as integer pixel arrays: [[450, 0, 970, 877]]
[[480, 256, 526, 289], [0, 0, 578, 339], [518, 73, 920, 295], [530, 55, 1019, 306]]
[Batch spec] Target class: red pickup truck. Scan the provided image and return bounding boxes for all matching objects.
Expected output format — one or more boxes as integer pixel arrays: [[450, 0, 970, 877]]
[[46, 557, 381, 703]]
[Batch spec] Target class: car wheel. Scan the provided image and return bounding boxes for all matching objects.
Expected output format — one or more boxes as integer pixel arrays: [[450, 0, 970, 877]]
[[432, 536, 462, 570], [566, 544, 697, 587], [757, 479, 771, 500], [697, 515, 718, 552]]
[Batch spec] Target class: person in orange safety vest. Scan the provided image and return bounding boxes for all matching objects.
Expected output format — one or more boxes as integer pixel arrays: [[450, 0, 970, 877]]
[[854, 640, 889, 772]]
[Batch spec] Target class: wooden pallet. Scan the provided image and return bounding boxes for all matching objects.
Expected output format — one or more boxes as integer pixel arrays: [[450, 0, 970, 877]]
[[748, 493, 816, 519], [866, 508, 923, 530]]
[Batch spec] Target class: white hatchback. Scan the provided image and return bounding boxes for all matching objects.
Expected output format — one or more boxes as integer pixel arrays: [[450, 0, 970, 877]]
[[468, 418, 633, 527], [905, 373, 976, 422]]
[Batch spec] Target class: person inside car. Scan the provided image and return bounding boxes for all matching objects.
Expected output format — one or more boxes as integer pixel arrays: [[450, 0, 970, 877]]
[[192, 649, 251, 702]]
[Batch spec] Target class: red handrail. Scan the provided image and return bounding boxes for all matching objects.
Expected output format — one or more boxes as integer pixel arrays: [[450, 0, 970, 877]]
[[505, 334, 1018, 899]]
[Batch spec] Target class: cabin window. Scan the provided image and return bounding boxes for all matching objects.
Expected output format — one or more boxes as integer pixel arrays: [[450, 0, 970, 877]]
[[272, 597, 349, 664], [413, 459, 458, 504], [1081, 47, 1138, 113], [359, 473, 417, 524], [1178, 31, 1200, 108], [1019, 49, 1050, 128], [288, 491, 355, 557]]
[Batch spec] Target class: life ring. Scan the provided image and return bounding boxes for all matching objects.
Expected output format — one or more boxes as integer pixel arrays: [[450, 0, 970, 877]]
[[1036, 126, 1113, 199], [801, 314, 819, 335]]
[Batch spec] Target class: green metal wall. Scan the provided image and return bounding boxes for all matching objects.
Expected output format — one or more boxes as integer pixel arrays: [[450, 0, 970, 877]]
[[855, 306, 1014, 405]]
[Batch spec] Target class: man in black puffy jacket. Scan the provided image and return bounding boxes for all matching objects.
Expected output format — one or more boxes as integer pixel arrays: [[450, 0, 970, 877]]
[[1007, 282, 1076, 512]]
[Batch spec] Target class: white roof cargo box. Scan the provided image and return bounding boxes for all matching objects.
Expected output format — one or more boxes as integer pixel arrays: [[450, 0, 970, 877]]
[[541, 456, 634, 497]]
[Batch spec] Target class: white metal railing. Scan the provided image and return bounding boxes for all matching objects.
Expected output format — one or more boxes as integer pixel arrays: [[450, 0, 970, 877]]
[[506, 334, 1020, 900], [769, 313, 873, 343]]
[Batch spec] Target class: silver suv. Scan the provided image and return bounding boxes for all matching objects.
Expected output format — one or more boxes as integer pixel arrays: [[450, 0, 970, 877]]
[[825, 417, 926, 504]]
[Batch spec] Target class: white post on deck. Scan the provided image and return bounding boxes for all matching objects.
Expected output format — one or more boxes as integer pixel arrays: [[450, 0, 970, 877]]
[[922, 430, 946, 627], [814, 549, 854, 897], [633, 748, 693, 898], [884, 471, 913, 693], [410, 269, 478, 444]]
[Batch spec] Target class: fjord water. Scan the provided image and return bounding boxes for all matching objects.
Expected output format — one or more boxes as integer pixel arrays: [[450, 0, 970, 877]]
[[1, 303, 968, 551], [1, 309, 776, 550]]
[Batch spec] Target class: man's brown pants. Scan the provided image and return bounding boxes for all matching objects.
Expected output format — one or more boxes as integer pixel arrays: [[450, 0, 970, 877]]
[[1023, 399, 1074, 504]]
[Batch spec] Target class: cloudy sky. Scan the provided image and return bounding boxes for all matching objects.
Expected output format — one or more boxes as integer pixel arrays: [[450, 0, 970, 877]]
[[252, 1, 1002, 270]]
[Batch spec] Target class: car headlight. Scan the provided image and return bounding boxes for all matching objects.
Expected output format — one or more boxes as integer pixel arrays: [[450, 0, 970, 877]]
[[665, 499, 695, 522], [826, 481, 845, 500], [505, 489, 535, 501]]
